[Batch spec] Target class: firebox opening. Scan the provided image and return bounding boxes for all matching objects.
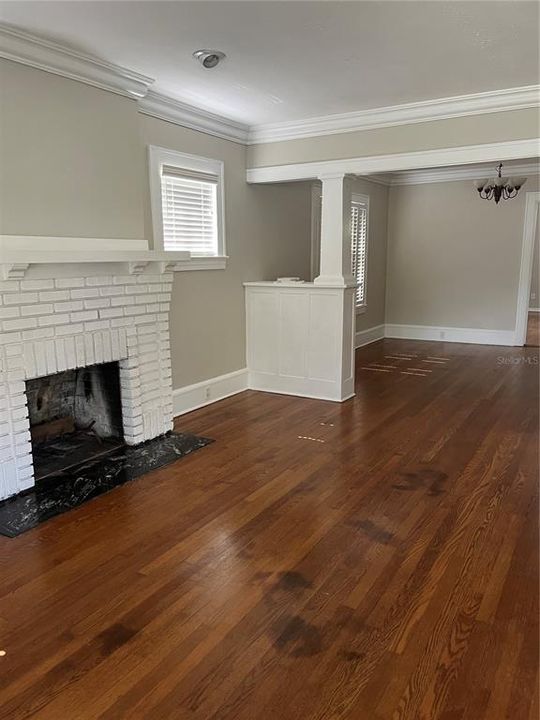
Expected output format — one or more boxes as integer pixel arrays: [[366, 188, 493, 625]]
[[26, 362, 125, 481]]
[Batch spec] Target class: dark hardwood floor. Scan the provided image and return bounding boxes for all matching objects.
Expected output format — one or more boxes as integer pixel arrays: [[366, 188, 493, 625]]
[[0, 339, 538, 720]]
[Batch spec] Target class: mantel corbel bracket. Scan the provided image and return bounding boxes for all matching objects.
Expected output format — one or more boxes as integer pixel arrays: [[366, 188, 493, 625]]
[[159, 260, 178, 274], [1, 263, 31, 280], [128, 260, 151, 275]]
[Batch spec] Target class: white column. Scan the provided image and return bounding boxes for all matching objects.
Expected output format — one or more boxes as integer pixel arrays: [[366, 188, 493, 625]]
[[315, 173, 355, 287], [315, 172, 356, 399]]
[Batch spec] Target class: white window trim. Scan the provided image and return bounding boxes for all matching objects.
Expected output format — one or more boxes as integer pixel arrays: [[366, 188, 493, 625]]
[[148, 145, 227, 270], [351, 192, 369, 314]]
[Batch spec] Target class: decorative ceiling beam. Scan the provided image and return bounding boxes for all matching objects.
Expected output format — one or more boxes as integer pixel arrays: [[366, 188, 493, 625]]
[[246, 139, 540, 183]]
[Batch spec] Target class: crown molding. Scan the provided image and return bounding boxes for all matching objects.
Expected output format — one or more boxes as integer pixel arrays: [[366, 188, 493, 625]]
[[1, 24, 538, 148], [0, 24, 154, 98], [367, 162, 540, 187], [138, 91, 250, 144], [248, 86, 540, 145], [247, 139, 540, 184]]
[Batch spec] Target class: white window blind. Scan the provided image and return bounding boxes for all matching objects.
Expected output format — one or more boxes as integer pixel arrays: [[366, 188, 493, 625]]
[[351, 201, 368, 305], [161, 166, 218, 256]]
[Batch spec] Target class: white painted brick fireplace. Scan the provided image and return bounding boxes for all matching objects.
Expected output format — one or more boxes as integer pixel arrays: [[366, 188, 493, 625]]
[[0, 237, 186, 501]]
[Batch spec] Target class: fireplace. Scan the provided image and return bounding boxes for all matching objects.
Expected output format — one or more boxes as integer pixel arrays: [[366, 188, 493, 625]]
[[0, 261, 176, 501], [26, 362, 125, 480]]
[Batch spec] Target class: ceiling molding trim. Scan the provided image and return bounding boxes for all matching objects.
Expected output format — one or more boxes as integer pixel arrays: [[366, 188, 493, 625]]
[[0, 24, 154, 98], [1, 24, 538, 149], [354, 173, 391, 187], [247, 86, 540, 145], [368, 162, 540, 187], [246, 139, 540, 184], [139, 91, 250, 144]]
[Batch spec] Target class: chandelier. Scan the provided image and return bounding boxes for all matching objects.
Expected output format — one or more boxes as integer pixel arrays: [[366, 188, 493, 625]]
[[475, 163, 527, 204]]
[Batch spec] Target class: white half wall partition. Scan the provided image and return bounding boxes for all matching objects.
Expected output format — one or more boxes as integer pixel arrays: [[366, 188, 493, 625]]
[[244, 171, 357, 403], [245, 281, 355, 402]]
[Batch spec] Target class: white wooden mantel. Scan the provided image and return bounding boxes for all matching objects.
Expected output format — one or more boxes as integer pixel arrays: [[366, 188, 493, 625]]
[[0, 236, 190, 279], [0, 235, 183, 500]]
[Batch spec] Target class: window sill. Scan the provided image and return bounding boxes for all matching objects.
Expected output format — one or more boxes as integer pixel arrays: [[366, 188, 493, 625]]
[[173, 256, 228, 271], [355, 305, 367, 315]]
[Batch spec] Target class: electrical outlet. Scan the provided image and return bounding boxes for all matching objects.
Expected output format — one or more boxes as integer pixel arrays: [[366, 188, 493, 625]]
[[440, 330, 445, 339], [205, 387, 211, 400], [531, 292, 537, 301]]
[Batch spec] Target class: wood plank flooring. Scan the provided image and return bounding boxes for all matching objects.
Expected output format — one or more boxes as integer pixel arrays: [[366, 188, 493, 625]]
[[0, 338, 538, 719]]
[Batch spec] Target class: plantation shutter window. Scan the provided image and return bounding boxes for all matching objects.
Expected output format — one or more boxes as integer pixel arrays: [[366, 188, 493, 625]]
[[351, 198, 368, 306], [161, 166, 219, 256]]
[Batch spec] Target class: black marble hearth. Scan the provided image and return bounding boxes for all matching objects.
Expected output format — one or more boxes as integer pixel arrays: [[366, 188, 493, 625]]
[[0, 432, 213, 537]]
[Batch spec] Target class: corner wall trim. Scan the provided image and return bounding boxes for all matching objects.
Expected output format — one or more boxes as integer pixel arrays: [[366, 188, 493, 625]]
[[173, 368, 248, 417], [384, 323, 516, 347], [515, 192, 540, 345], [355, 324, 385, 348]]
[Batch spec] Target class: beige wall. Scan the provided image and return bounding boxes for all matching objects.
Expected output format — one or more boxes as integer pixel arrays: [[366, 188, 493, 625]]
[[247, 108, 539, 168], [386, 178, 540, 331], [0, 60, 146, 239], [530, 211, 540, 308], [140, 114, 312, 387], [3, 55, 536, 387], [349, 178, 389, 333], [0, 59, 312, 389]]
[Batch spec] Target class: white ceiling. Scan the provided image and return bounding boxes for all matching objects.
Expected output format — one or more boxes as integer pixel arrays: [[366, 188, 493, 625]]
[[0, 1, 538, 125]]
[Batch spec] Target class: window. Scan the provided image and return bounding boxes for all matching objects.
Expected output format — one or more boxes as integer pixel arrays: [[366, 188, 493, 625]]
[[351, 194, 369, 308], [149, 146, 226, 269], [161, 167, 218, 256]]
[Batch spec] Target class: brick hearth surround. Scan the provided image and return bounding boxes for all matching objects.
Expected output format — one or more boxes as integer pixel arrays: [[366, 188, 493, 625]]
[[0, 270, 173, 500]]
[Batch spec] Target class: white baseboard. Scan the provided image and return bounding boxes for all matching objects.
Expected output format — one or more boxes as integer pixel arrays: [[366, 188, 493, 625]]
[[384, 323, 516, 346], [248, 370, 351, 402], [355, 324, 385, 348], [173, 323, 520, 418], [529, 307, 540, 313], [173, 368, 248, 417]]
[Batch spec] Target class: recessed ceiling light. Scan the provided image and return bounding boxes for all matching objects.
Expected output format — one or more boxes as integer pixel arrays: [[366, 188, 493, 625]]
[[192, 50, 226, 69]]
